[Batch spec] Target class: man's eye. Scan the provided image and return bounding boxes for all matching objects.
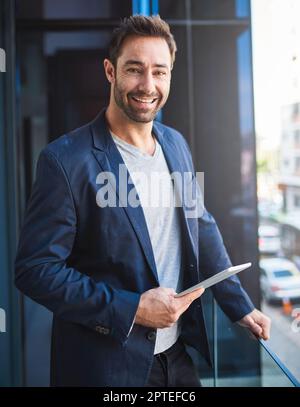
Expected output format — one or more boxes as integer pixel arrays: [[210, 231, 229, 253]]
[[155, 71, 167, 77], [127, 68, 140, 73]]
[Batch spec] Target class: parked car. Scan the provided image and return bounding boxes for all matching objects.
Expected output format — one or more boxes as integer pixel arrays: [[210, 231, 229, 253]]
[[260, 257, 300, 303], [258, 224, 281, 255]]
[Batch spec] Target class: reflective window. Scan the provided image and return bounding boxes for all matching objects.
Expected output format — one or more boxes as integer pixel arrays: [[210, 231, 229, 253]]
[[16, 0, 131, 386], [16, 0, 131, 19], [161, 0, 259, 382], [252, 0, 300, 383], [159, 0, 250, 20]]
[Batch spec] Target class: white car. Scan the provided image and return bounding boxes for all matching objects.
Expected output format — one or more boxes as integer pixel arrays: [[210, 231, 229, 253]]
[[260, 257, 300, 303], [258, 225, 281, 255]]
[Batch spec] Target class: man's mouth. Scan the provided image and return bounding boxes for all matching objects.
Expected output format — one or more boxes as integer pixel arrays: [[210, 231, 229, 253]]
[[130, 96, 158, 105]]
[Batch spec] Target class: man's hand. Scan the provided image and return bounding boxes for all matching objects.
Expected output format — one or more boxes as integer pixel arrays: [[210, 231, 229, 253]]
[[134, 287, 205, 329], [237, 309, 271, 340]]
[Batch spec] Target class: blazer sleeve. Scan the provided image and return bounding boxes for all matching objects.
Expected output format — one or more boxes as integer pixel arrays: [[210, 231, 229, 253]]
[[14, 149, 140, 344], [198, 207, 255, 322]]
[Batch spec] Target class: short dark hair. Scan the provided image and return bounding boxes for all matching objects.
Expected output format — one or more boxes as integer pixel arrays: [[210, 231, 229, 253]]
[[108, 14, 177, 68]]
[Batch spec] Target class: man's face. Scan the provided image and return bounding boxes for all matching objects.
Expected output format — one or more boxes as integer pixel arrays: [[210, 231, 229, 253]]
[[108, 36, 172, 123]]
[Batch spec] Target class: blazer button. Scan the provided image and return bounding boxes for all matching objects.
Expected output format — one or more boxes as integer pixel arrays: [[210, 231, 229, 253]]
[[102, 327, 110, 335], [95, 325, 110, 335], [147, 330, 156, 342], [95, 325, 103, 333]]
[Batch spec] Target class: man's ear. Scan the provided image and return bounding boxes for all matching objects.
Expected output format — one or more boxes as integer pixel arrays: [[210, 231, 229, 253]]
[[103, 59, 116, 84]]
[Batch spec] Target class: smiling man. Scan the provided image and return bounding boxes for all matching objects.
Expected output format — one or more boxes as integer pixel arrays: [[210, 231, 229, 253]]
[[107, 39, 169, 123], [104, 27, 172, 153], [15, 15, 270, 387]]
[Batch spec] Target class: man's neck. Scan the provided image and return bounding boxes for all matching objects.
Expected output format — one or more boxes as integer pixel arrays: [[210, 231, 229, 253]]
[[105, 105, 156, 155]]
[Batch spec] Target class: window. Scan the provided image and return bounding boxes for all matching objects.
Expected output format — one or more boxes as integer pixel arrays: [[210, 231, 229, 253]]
[[273, 270, 293, 278], [294, 130, 300, 146], [253, 0, 300, 383], [294, 157, 300, 172], [294, 194, 300, 208]]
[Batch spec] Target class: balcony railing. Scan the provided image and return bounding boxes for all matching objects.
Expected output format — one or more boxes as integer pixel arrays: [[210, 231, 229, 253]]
[[188, 293, 300, 387]]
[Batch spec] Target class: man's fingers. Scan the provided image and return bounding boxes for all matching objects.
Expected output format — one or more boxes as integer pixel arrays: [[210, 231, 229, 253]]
[[252, 312, 271, 340], [248, 318, 263, 338], [238, 309, 271, 341], [261, 319, 271, 340]]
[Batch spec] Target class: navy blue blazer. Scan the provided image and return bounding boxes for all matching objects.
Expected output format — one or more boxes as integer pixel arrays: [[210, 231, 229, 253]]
[[15, 109, 254, 387]]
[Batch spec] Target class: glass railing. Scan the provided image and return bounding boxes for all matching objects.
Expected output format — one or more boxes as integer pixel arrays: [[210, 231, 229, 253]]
[[212, 325, 298, 387], [186, 291, 300, 387], [258, 338, 300, 387]]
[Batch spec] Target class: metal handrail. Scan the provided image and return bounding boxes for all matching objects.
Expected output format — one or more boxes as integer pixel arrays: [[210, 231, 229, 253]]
[[258, 338, 300, 387]]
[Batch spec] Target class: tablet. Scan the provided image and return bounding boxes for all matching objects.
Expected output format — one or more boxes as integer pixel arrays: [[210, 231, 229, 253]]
[[174, 262, 252, 297]]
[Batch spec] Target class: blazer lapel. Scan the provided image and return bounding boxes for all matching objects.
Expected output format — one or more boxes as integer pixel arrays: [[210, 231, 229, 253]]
[[90, 109, 159, 283], [153, 122, 198, 266]]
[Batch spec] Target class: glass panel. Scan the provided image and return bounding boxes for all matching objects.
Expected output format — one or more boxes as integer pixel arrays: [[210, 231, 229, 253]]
[[0, 0, 22, 387], [163, 21, 258, 302], [191, 297, 298, 386], [16, 25, 118, 386], [16, 0, 132, 19], [260, 338, 299, 387], [160, 0, 260, 386], [159, 0, 250, 21], [215, 302, 261, 386], [191, 0, 250, 20], [0, 1, 11, 387], [216, 311, 296, 386], [159, 0, 186, 20], [252, 0, 300, 384], [218, 325, 299, 387], [161, 25, 190, 137]]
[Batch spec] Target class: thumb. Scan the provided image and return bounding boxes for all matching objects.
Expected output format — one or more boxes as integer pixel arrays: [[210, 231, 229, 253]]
[[190, 287, 205, 299], [183, 287, 205, 303]]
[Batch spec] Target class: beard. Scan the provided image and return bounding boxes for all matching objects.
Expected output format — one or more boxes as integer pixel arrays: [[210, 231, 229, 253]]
[[113, 78, 167, 123]]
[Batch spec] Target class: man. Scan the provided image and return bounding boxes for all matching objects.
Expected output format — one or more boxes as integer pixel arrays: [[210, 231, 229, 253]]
[[15, 15, 270, 387]]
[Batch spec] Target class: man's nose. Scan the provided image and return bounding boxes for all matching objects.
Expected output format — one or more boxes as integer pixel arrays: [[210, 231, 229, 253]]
[[138, 70, 156, 94]]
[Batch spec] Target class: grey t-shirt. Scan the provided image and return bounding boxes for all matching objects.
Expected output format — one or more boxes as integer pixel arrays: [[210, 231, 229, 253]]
[[111, 131, 182, 354]]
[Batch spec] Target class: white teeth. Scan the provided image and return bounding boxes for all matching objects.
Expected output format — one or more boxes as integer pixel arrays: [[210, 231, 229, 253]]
[[132, 97, 156, 103]]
